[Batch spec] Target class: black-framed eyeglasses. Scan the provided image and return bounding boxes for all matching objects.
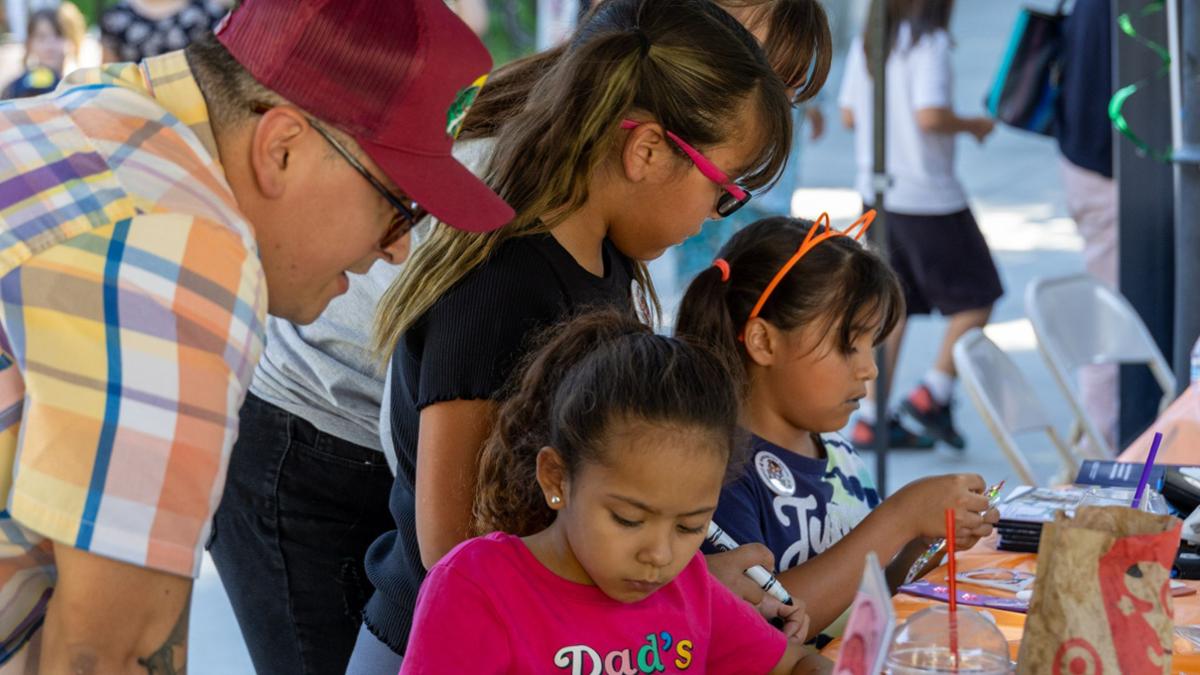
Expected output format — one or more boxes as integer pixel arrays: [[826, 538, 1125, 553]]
[[250, 103, 426, 249]]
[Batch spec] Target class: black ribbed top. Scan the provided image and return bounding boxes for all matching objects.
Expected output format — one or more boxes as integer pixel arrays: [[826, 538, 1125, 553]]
[[363, 233, 635, 653]]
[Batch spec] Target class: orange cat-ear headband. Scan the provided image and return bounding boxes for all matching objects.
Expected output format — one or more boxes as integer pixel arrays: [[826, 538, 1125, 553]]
[[739, 210, 876, 341]]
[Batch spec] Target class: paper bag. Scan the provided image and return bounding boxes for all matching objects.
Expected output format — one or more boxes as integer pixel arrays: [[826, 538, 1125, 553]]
[[1017, 506, 1182, 674]]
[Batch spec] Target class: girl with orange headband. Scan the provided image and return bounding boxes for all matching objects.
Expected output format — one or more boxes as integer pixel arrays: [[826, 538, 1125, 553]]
[[674, 214, 999, 641]]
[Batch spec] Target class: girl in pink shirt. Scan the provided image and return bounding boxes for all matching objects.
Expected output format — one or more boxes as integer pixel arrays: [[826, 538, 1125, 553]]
[[402, 310, 829, 674]]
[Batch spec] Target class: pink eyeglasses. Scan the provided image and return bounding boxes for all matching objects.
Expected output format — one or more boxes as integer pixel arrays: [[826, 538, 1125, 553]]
[[620, 119, 750, 218]]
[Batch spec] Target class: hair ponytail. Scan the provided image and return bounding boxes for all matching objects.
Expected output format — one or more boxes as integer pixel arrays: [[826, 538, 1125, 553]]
[[674, 263, 748, 387], [458, 46, 565, 142], [460, 0, 835, 138], [675, 217, 904, 370], [474, 308, 741, 536], [373, 0, 793, 358], [474, 309, 651, 536]]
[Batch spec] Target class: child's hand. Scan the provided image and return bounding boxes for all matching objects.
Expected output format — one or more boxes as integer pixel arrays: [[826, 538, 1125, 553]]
[[706, 544, 775, 605], [889, 473, 991, 541], [759, 594, 811, 642], [957, 506, 1000, 550], [967, 117, 995, 143], [806, 107, 825, 141]]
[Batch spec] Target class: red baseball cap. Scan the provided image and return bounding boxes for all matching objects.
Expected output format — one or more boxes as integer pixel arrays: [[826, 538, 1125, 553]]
[[216, 0, 514, 233]]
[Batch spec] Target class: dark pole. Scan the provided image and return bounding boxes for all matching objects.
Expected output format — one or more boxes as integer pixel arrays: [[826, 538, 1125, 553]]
[[1169, 0, 1200, 391], [1115, 0, 1175, 445], [869, 0, 891, 496]]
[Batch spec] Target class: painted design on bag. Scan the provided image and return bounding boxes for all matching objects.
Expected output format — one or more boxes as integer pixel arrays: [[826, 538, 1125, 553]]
[[1098, 534, 1176, 673]]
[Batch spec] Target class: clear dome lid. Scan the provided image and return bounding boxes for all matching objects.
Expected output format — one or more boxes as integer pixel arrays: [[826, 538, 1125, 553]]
[[886, 606, 1012, 674]]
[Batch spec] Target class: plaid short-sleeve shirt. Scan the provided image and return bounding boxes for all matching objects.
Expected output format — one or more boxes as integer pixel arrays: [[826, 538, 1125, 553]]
[[0, 51, 266, 661]]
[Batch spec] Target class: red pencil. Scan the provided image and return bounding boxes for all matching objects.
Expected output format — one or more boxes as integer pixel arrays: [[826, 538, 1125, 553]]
[[946, 508, 959, 671]]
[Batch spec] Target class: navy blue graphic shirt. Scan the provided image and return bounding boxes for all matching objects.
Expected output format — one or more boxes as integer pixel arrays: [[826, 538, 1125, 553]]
[[706, 433, 882, 572]]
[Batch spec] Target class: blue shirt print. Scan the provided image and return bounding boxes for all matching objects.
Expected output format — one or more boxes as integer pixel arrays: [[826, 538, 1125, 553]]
[[705, 433, 881, 573]]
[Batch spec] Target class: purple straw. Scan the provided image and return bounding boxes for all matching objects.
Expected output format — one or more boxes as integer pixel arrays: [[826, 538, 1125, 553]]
[[1131, 432, 1164, 510]]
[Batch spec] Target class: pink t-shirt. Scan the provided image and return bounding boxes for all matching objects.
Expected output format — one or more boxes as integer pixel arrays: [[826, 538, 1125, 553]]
[[401, 532, 789, 674]]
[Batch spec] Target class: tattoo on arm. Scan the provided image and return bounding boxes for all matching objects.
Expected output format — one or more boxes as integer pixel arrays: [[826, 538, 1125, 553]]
[[136, 597, 189, 675]]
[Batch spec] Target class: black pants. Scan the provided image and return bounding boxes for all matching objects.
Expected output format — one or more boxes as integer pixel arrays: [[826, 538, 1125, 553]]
[[209, 393, 395, 675]]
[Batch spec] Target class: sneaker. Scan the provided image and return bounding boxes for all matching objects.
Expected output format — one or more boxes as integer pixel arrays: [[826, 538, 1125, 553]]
[[850, 417, 936, 450], [901, 384, 966, 450]]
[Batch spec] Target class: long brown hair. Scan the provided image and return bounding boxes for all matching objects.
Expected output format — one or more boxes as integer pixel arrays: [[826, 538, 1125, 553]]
[[459, 0, 833, 141], [373, 0, 793, 356], [474, 308, 741, 536], [863, 0, 955, 75]]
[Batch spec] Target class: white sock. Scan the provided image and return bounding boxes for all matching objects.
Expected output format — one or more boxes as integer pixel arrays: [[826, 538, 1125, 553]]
[[858, 402, 878, 425], [923, 369, 955, 406]]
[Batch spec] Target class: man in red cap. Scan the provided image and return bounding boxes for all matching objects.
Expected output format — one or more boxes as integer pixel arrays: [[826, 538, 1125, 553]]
[[0, 0, 511, 670]]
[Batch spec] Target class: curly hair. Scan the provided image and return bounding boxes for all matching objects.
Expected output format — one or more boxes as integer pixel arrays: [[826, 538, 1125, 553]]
[[473, 308, 743, 536]]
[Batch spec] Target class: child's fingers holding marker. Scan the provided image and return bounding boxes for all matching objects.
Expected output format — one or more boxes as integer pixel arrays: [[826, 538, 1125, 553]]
[[892, 473, 988, 540], [706, 544, 775, 605], [955, 507, 1000, 548], [761, 594, 810, 640], [979, 507, 1000, 528]]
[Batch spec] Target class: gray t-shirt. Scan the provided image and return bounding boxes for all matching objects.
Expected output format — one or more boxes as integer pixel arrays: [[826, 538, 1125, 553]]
[[249, 139, 494, 450]]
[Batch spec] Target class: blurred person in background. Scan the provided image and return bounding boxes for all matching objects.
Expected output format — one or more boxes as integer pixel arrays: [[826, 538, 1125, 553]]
[[1056, 0, 1119, 453], [56, 2, 87, 72], [840, 0, 1001, 452], [100, 0, 230, 63], [2, 9, 64, 99]]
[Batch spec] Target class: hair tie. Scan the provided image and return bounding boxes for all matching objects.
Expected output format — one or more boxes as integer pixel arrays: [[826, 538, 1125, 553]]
[[712, 258, 731, 282], [633, 27, 651, 56]]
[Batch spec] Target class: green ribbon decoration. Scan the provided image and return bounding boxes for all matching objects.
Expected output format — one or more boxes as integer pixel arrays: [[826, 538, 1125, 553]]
[[1108, 1, 1173, 162]]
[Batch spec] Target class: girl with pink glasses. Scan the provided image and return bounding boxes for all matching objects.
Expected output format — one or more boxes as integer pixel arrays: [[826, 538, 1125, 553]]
[[354, 0, 795, 666]]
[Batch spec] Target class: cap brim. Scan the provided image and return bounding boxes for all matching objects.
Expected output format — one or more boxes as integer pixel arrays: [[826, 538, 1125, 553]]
[[359, 140, 514, 234]]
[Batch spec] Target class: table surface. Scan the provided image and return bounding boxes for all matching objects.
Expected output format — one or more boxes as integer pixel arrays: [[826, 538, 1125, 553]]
[[821, 539, 1200, 672], [1119, 383, 1199, 465]]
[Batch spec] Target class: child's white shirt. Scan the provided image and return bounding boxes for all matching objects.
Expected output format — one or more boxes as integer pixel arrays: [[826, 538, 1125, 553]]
[[838, 23, 969, 215]]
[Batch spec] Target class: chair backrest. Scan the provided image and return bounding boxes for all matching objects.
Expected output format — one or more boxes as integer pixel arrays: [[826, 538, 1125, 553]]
[[954, 328, 1049, 485], [1025, 275, 1169, 371], [1026, 274, 1176, 457], [955, 329, 1053, 434]]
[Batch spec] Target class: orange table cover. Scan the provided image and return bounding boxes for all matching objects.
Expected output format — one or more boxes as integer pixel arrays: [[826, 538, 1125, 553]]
[[821, 540, 1200, 672], [1119, 383, 1200, 465]]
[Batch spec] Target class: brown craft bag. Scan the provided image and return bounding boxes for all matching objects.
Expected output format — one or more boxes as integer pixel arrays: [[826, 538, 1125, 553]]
[[1017, 505, 1181, 675]]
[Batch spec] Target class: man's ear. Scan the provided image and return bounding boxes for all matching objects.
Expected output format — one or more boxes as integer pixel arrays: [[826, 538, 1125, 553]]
[[248, 105, 308, 199]]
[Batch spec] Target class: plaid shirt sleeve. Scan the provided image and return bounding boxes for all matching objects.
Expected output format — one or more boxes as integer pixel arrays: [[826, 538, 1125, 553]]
[[0, 62, 266, 659], [3, 213, 265, 576]]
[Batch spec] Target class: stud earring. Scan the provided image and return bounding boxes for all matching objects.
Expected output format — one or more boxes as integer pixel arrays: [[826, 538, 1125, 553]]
[[550, 495, 562, 505]]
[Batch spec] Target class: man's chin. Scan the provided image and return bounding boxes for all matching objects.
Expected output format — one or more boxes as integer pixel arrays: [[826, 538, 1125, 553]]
[[267, 297, 331, 326]]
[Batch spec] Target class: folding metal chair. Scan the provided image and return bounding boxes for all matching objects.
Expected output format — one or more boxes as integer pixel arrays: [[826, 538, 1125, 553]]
[[1025, 274, 1176, 459], [954, 328, 1079, 486]]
